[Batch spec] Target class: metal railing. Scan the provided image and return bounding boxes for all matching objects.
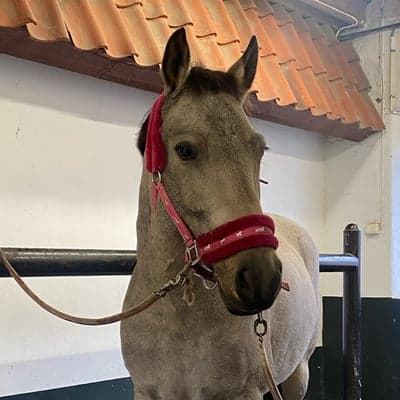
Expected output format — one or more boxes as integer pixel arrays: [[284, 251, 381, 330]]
[[0, 224, 361, 400]]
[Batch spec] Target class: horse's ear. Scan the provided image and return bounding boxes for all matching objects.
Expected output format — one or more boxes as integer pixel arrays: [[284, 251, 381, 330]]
[[162, 28, 190, 93], [228, 36, 258, 99]]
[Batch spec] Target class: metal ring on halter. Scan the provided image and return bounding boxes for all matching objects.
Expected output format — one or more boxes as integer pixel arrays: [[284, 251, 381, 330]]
[[202, 278, 218, 290], [152, 171, 162, 184], [254, 312, 268, 338]]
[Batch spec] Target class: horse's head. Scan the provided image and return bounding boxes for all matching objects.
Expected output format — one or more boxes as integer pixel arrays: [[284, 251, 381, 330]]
[[138, 28, 282, 315]]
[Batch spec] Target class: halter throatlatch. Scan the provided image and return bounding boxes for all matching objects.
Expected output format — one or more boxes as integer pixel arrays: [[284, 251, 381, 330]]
[[145, 94, 279, 282]]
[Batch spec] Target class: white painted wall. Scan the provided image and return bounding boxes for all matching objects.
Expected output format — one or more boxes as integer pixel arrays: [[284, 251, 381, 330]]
[[321, 1, 400, 298], [0, 54, 326, 396], [388, 113, 400, 298]]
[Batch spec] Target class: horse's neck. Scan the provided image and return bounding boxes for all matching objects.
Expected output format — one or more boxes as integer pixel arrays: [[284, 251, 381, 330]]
[[135, 171, 223, 315], [135, 172, 185, 287]]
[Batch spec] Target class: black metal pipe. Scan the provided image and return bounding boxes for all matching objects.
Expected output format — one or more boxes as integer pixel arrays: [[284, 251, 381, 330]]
[[1, 248, 359, 278], [343, 223, 362, 400], [319, 254, 359, 272], [0, 248, 136, 277]]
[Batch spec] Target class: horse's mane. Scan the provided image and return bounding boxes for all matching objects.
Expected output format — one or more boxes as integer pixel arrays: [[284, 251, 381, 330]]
[[136, 67, 240, 155]]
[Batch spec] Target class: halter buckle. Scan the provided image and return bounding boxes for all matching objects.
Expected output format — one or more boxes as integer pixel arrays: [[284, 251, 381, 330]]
[[185, 242, 201, 266]]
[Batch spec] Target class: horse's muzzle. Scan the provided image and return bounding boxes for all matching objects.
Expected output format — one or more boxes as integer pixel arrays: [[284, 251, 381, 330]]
[[218, 247, 282, 316]]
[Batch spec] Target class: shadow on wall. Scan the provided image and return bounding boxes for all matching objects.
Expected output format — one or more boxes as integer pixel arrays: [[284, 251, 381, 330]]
[[0, 54, 156, 127]]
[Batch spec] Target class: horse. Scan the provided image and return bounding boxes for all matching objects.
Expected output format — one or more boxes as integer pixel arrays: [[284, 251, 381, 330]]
[[120, 28, 320, 400]]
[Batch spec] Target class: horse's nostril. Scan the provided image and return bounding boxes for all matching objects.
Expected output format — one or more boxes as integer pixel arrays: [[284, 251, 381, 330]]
[[236, 267, 253, 302], [236, 266, 265, 305], [235, 261, 281, 311]]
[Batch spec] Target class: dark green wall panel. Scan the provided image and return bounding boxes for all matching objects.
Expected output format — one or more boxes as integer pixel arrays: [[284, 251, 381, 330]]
[[3, 298, 399, 400], [2, 379, 133, 400]]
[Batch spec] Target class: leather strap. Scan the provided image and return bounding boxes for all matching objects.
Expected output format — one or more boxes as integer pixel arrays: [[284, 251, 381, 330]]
[[153, 181, 195, 248], [0, 248, 189, 326]]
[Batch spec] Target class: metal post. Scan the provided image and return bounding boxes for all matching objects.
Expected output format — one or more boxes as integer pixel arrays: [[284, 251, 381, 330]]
[[343, 223, 362, 400]]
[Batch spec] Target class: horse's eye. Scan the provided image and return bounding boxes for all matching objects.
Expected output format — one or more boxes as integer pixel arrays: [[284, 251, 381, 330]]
[[175, 142, 197, 160]]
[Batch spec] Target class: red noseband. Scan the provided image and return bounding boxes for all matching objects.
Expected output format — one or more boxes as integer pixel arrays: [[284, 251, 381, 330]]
[[145, 94, 279, 282]]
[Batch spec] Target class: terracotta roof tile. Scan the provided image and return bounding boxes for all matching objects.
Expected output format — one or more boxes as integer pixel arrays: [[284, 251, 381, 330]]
[[115, 0, 143, 8], [271, 3, 293, 26], [203, 0, 239, 45], [315, 73, 342, 120], [183, 1, 216, 38], [290, 9, 310, 33], [224, 0, 256, 52], [0, 0, 35, 27], [142, 0, 168, 19], [305, 17, 324, 39], [350, 60, 371, 91], [25, 0, 68, 42], [252, 56, 280, 102], [340, 41, 360, 62], [239, 0, 257, 11], [119, 4, 159, 64], [319, 22, 338, 45], [298, 67, 330, 116], [281, 61, 315, 110], [331, 79, 359, 124], [298, 31, 326, 74], [141, 13, 171, 60], [164, 0, 191, 28], [0, 0, 384, 140], [218, 40, 241, 66], [279, 22, 312, 70], [243, 8, 275, 57], [58, 0, 106, 52], [313, 37, 342, 81], [260, 14, 294, 64], [260, 56, 297, 105], [254, 0, 274, 18]]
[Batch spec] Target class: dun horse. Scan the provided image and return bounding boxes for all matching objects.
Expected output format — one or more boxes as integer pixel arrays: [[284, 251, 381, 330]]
[[121, 28, 320, 400]]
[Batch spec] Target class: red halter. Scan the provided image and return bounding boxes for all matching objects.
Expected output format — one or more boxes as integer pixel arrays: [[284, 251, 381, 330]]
[[145, 94, 279, 282]]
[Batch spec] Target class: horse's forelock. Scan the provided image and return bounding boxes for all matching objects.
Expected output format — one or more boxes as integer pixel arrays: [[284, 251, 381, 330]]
[[184, 67, 240, 98]]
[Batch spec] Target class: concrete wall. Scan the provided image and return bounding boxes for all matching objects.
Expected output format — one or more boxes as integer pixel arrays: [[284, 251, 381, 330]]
[[0, 54, 326, 396]]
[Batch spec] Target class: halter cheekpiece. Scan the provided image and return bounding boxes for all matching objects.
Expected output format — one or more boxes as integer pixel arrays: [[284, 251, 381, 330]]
[[145, 94, 279, 283]]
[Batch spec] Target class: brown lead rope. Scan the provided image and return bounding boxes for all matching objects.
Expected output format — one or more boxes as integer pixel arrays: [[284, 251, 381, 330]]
[[254, 313, 284, 400], [1, 248, 283, 398], [0, 248, 189, 326]]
